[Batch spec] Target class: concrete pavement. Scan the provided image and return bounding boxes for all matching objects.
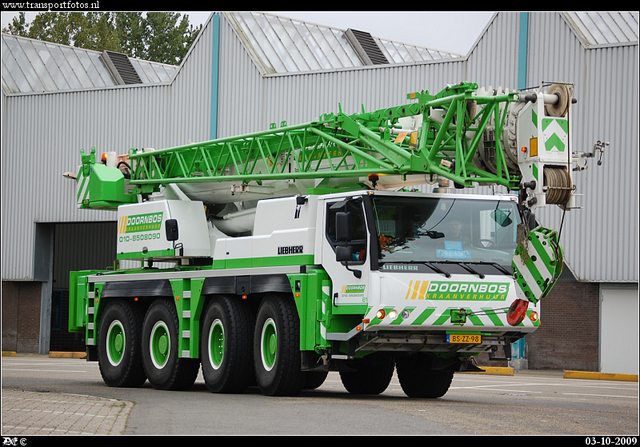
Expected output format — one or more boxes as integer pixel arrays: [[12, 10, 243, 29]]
[[1, 388, 134, 436], [2, 351, 636, 436]]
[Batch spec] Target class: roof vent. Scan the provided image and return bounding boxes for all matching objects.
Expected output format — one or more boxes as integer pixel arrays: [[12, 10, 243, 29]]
[[100, 50, 142, 85], [344, 28, 389, 65]]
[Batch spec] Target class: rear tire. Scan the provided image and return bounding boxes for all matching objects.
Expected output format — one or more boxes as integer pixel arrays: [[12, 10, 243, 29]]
[[141, 299, 199, 390], [339, 353, 394, 395], [253, 294, 304, 396], [200, 296, 254, 393], [395, 353, 454, 398], [97, 299, 147, 387]]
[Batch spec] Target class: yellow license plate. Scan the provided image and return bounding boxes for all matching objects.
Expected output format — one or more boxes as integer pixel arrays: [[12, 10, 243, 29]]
[[447, 334, 481, 344]]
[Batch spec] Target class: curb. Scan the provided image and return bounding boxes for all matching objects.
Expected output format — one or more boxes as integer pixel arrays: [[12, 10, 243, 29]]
[[3, 351, 87, 358], [457, 367, 514, 376], [48, 351, 87, 359], [563, 370, 638, 382]]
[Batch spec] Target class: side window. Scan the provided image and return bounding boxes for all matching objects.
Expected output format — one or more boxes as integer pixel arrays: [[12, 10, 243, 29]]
[[326, 200, 367, 264], [479, 207, 518, 249]]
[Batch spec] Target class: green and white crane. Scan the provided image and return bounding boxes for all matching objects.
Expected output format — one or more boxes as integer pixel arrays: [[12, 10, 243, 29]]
[[68, 81, 590, 397]]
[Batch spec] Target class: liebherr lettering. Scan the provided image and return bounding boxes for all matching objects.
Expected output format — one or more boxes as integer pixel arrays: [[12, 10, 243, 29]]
[[278, 245, 303, 255]]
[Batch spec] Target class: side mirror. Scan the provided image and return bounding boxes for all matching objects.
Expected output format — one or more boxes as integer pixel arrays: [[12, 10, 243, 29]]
[[335, 211, 352, 242], [165, 219, 179, 241], [336, 245, 353, 263], [335, 243, 362, 279]]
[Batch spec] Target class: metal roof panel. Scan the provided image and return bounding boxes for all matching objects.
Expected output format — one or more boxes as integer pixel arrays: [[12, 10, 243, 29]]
[[563, 11, 638, 48], [1, 33, 179, 95], [224, 12, 462, 75]]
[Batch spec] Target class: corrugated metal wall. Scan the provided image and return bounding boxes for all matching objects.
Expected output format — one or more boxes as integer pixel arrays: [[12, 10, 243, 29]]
[[165, 15, 213, 147], [458, 12, 638, 282], [2, 12, 637, 284], [217, 15, 264, 138], [221, 11, 637, 283], [217, 13, 465, 137], [1, 85, 170, 279], [1, 18, 215, 281], [267, 61, 466, 125], [525, 13, 638, 282], [463, 12, 520, 88]]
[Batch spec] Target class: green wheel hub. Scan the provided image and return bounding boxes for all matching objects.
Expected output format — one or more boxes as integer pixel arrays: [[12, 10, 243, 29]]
[[106, 320, 126, 367], [260, 318, 277, 371], [208, 319, 225, 370], [150, 321, 171, 369]]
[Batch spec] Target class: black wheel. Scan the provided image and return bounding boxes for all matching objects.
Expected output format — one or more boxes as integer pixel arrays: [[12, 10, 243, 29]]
[[141, 298, 199, 390], [200, 296, 254, 393], [303, 371, 328, 390], [395, 353, 454, 398], [253, 294, 304, 396], [97, 299, 147, 387], [339, 353, 394, 395]]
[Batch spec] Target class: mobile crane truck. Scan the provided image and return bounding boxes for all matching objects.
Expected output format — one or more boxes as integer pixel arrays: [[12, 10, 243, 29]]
[[68, 81, 595, 397]]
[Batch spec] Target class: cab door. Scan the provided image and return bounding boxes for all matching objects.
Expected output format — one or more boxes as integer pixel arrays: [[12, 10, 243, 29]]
[[321, 197, 371, 308]]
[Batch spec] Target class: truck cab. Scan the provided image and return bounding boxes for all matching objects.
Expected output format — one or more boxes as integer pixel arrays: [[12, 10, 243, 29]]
[[318, 191, 535, 368]]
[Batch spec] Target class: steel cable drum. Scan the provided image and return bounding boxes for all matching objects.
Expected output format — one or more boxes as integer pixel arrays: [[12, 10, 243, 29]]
[[543, 83, 573, 206], [543, 167, 573, 205], [545, 83, 571, 117]]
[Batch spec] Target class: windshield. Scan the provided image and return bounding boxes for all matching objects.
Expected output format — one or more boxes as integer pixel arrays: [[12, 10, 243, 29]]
[[372, 195, 520, 268]]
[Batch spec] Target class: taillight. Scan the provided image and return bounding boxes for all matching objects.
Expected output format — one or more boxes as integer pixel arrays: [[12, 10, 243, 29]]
[[507, 299, 529, 326]]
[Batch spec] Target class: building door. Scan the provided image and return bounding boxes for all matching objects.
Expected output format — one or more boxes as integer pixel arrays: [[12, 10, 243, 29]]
[[49, 222, 117, 352], [600, 284, 639, 375]]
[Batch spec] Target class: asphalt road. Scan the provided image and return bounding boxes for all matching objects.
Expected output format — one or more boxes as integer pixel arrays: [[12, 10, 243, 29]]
[[2, 354, 638, 436]]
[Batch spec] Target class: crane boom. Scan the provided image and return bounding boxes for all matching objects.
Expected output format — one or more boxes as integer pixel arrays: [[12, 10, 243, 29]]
[[127, 82, 519, 194], [75, 81, 581, 212]]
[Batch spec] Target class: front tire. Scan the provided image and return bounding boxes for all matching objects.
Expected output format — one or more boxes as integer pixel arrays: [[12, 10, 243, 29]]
[[200, 296, 254, 393], [97, 299, 147, 387], [395, 353, 454, 398], [253, 294, 304, 396], [141, 299, 199, 390]]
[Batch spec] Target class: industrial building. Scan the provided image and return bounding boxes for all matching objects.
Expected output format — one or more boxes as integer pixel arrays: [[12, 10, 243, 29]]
[[2, 11, 637, 374]]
